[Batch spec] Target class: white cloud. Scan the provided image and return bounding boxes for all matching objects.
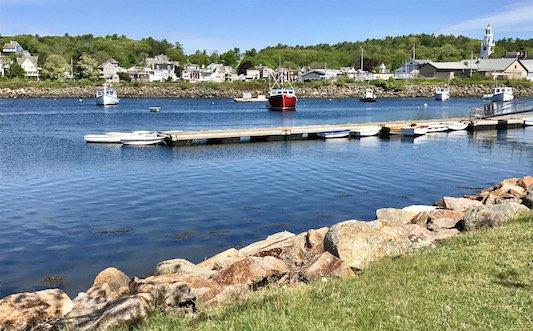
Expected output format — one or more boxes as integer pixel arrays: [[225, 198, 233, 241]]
[[440, 1, 533, 35]]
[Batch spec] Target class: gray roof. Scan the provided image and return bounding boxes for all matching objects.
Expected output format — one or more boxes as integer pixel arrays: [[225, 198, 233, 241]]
[[518, 59, 533, 72], [475, 58, 517, 72], [423, 61, 475, 70], [17, 55, 38, 66]]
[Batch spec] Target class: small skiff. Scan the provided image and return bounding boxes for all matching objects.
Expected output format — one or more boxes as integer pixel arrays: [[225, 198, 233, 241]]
[[402, 126, 428, 137], [84, 131, 158, 144], [447, 122, 469, 131], [524, 118, 533, 126], [426, 124, 449, 133], [317, 130, 350, 139], [350, 125, 381, 137], [121, 132, 163, 146], [149, 106, 161, 112]]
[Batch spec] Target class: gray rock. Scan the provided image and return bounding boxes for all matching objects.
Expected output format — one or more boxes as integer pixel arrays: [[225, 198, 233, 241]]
[[523, 190, 533, 209], [324, 220, 412, 270], [462, 202, 529, 231], [442, 197, 482, 212]]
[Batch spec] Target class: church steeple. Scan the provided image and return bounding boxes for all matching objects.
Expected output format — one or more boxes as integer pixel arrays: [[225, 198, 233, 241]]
[[480, 24, 495, 59]]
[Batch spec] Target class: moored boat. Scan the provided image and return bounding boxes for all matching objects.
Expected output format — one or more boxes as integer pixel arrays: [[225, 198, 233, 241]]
[[524, 118, 533, 126], [491, 87, 513, 102], [234, 92, 268, 102], [95, 85, 119, 106], [434, 86, 450, 101], [149, 106, 161, 112], [350, 125, 382, 137], [402, 125, 428, 137], [84, 131, 160, 144], [120, 132, 163, 145], [426, 123, 449, 133], [447, 122, 469, 131], [359, 88, 377, 102], [317, 130, 350, 139], [268, 89, 297, 111]]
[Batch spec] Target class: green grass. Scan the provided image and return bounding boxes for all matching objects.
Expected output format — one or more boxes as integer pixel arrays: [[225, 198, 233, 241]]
[[133, 211, 532, 331]]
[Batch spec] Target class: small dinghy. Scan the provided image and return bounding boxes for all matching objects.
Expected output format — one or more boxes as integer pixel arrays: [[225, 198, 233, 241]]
[[317, 130, 350, 139], [121, 132, 163, 146], [402, 125, 428, 137], [426, 124, 449, 133], [350, 125, 381, 137], [84, 131, 160, 144], [447, 122, 469, 131], [149, 106, 161, 112], [524, 118, 533, 126], [359, 88, 377, 102]]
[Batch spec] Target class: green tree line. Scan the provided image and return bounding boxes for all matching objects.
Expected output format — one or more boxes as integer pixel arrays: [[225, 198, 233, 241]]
[[1, 33, 531, 79]]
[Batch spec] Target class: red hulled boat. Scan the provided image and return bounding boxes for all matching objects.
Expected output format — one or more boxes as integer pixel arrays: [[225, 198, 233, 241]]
[[268, 88, 297, 111], [267, 65, 297, 111]]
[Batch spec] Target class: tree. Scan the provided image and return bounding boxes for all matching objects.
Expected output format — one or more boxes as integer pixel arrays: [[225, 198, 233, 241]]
[[237, 59, 253, 76], [6, 63, 26, 78], [76, 53, 99, 80], [42, 54, 70, 80], [220, 49, 240, 67]]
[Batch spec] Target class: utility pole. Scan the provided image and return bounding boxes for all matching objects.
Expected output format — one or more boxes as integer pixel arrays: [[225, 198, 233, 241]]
[[412, 44, 416, 60]]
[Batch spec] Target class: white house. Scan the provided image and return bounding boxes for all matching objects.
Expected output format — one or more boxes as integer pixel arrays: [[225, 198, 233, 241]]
[[244, 66, 273, 81], [2, 41, 25, 55], [0, 57, 5, 76], [99, 58, 122, 83], [145, 54, 179, 82], [519, 59, 533, 81], [394, 59, 430, 79], [17, 54, 40, 80], [199, 63, 236, 82], [126, 66, 153, 82], [181, 64, 201, 82]]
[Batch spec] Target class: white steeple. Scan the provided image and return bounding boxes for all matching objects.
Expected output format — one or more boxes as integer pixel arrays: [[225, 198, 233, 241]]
[[480, 24, 495, 59]]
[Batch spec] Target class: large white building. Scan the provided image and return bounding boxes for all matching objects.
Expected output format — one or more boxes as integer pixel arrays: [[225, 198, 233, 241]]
[[145, 54, 179, 82], [480, 24, 495, 59]]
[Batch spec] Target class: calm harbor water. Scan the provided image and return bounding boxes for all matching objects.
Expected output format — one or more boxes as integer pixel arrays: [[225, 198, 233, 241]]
[[0, 97, 531, 298]]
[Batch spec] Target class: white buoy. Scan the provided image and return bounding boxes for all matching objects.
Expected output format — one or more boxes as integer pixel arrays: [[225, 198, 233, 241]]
[[423, 103, 428, 107], [79, 99, 83, 102]]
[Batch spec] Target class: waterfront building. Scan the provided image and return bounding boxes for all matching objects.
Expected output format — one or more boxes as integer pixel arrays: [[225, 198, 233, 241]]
[[199, 63, 236, 82], [299, 69, 342, 82], [2, 41, 24, 55], [476, 58, 527, 80], [0, 57, 5, 76], [480, 24, 495, 59], [519, 59, 533, 81], [126, 66, 153, 82], [99, 58, 123, 83], [394, 59, 430, 79], [181, 64, 201, 82], [16, 53, 41, 80], [419, 61, 476, 79], [145, 54, 179, 82]]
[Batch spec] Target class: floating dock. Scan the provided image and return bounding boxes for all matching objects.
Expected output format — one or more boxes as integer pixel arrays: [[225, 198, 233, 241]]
[[165, 114, 531, 146]]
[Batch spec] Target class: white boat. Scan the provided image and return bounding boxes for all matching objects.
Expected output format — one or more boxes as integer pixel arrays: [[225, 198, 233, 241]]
[[524, 118, 533, 126], [491, 87, 513, 102], [481, 93, 493, 100], [426, 124, 449, 133], [317, 130, 350, 139], [447, 122, 469, 131], [234, 92, 268, 102], [120, 132, 163, 145], [95, 85, 119, 106], [402, 126, 428, 136], [350, 125, 382, 137], [149, 106, 161, 112], [84, 131, 157, 144], [434, 86, 450, 101], [359, 89, 377, 102]]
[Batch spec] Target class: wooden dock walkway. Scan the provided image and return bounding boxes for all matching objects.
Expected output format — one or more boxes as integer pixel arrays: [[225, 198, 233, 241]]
[[164, 113, 531, 146]]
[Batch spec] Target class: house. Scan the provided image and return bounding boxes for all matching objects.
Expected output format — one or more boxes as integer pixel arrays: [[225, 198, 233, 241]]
[[17, 54, 40, 80], [200, 64, 236, 82], [299, 69, 341, 82], [418, 61, 477, 79], [126, 66, 153, 82], [2, 41, 25, 55], [475, 58, 527, 80], [518, 59, 533, 81], [181, 64, 201, 82], [99, 59, 122, 83], [145, 54, 178, 82], [394, 59, 430, 79]]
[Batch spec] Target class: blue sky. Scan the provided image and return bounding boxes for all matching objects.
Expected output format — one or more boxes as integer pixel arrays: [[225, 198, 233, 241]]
[[1, 0, 532, 53]]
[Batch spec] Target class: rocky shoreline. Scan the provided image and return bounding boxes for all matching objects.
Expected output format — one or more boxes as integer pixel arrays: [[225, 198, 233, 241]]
[[1, 176, 532, 330], [1, 84, 533, 99]]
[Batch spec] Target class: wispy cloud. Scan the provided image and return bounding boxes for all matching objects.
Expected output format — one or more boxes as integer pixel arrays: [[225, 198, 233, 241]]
[[440, 1, 533, 35]]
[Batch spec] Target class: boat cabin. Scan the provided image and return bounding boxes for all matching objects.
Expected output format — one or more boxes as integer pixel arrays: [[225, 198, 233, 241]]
[[493, 87, 512, 95], [96, 87, 117, 98], [270, 88, 295, 96]]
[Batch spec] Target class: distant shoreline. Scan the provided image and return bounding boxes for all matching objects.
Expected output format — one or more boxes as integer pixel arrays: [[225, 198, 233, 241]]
[[1, 83, 533, 99]]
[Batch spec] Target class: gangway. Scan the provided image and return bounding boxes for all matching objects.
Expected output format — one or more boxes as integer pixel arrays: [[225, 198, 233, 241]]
[[470, 99, 533, 119]]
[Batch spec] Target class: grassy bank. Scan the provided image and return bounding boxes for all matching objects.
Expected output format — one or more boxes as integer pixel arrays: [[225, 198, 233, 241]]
[[134, 211, 532, 330]]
